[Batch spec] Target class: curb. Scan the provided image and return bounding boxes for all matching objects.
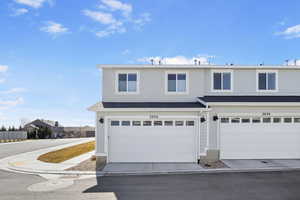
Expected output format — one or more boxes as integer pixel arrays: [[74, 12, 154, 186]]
[[7, 163, 300, 177]]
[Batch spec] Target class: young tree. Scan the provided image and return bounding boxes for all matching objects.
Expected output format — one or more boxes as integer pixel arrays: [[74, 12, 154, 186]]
[[0, 126, 6, 131]]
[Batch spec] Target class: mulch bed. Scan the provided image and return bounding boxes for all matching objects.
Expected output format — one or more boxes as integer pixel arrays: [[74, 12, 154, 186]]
[[199, 160, 229, 169]]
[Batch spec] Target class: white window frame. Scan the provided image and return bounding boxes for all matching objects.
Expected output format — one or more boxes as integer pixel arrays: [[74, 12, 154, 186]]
[[115, 71, 139, 94], [165, 71, 189, 94], [211, 70, 233, 92], [256, 70, 278, 92]]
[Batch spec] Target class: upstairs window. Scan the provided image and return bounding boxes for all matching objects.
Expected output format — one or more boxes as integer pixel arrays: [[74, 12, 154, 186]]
[[167, 73, 187, 93], [257, 71, 277, 91], [212, 71, 232, 91], [117, 73, 138, 93]]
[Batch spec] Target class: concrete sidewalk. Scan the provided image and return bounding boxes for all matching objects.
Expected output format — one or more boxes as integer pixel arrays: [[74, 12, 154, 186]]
[[0, 138, 95, 175], [2, 139, 300, 176]]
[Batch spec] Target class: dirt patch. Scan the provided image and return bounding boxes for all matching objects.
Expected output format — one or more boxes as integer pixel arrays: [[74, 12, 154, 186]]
[[199, 160, 229, 169], [66, 157, 97, 171]]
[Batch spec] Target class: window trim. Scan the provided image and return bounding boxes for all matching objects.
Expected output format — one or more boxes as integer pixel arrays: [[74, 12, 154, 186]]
[[115, 71, 140, 94], [211, 70, 233, 92], [165, 71, 189, 95], [256, 70, 278, 92]]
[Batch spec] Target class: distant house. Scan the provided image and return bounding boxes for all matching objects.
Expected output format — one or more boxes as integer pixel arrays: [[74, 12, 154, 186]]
[[63, 126, 95, 138], [24, 119, 64, 138]]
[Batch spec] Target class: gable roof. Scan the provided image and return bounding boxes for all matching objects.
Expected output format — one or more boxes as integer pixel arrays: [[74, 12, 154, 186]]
[[198, 96, 300, 102], [102, 102, 206, 108]]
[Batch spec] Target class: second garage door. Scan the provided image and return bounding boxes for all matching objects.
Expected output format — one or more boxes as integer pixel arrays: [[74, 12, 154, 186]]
[[108, 119, 197, 163], [220, 116, 300, 159]]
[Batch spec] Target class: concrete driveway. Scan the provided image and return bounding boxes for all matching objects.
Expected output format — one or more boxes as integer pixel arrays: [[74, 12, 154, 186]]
[[223, 159, 300, 169]]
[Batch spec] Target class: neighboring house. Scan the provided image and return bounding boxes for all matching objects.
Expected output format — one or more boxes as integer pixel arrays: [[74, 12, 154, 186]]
[[63, 126, 95, 138], [24, 119, 64, 138], [89, 64, 300, 168]]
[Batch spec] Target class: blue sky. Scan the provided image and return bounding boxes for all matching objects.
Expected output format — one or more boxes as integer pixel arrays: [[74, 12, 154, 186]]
[[1, 0, 300, 127]]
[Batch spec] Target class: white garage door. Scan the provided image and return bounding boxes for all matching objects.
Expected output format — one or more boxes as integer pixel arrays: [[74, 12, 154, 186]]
[[220, 116, 300, 159], [108, 119, 197, 163]]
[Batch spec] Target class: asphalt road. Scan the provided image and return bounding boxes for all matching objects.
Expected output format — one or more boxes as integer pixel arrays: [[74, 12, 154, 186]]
[[0, 138, 89, 159], [2, 170, 300, 200], [82, 171, 300, 200]]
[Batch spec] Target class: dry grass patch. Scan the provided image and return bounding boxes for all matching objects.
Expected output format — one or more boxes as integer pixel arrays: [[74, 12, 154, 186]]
[[38, 141, 95, 163]]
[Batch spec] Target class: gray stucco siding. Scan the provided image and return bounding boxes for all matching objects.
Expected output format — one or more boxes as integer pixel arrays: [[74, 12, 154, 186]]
[[102, 68, 205, 102], [103, 68, 300, 102]]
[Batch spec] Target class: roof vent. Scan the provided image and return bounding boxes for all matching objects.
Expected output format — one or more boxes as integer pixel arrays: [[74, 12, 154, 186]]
[[150, 59, 154, 65], [285, 59, 289, 66]]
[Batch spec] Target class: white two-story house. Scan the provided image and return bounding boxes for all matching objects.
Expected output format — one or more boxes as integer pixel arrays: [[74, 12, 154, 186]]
[[89, 64, 300, 169]]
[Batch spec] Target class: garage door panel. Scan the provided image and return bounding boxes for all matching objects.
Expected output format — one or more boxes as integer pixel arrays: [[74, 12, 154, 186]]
[[221, 117, 300, 159], [109, 119, 197, 163]]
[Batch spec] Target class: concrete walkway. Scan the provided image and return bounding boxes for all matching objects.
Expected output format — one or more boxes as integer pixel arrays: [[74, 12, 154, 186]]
[[0, 138, 95, 175]]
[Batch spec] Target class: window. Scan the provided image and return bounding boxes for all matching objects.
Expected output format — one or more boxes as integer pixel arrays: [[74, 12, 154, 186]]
[[263, 118, 271, 123], [231, 118, 240, 123], [252, 118, 261, 123], [257, 71, 277, 91], [212, 71, 232, 91], [241, 118, 251, 123], [175, 121, 184, 126], [111, 121, 120, 126], [273, 117, 281, 123], [132, 121, 141, 126], [143, 121, 152, 126], [164, 121, 173, 126], [221, 118, 230, 123], [294, 118, 300, 123], [121, 121, 130, 126], [154, 121, 162, 126], [284, 118, 292, 123], [117, 73, 138, 93], [167, 73, 187, 93], [186, 121, 195, 126]]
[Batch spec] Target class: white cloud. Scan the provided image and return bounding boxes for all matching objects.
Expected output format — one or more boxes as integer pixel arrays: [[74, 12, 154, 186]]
[[14, 0, 50, 8], [0, 79, 5, 84], [0, 65, 8, 73], [99, 0, 132, 17], [40, 21, 69, 38], [82, 10, 120, 25], [286, 59, 300, 66], [133, 13, 151, 28], [0, 97, 24, 110], [137, 55, 214, 65], [0, 88, 27, 94], [11, 8, 28, 16], [83, 9, 126, 38], [83, 0, 150, 38], [277, 24, 300, 39], [121, 49, 131, 55]]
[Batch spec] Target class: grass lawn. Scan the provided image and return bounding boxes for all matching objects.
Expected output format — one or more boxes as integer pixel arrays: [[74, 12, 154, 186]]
[[38, 141, 95, 163]]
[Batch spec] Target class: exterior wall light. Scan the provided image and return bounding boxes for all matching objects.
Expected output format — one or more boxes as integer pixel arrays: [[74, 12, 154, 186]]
[[200, 117, 206, 123], [99, 118, 104, 124], [213, 116, 219, 121]]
